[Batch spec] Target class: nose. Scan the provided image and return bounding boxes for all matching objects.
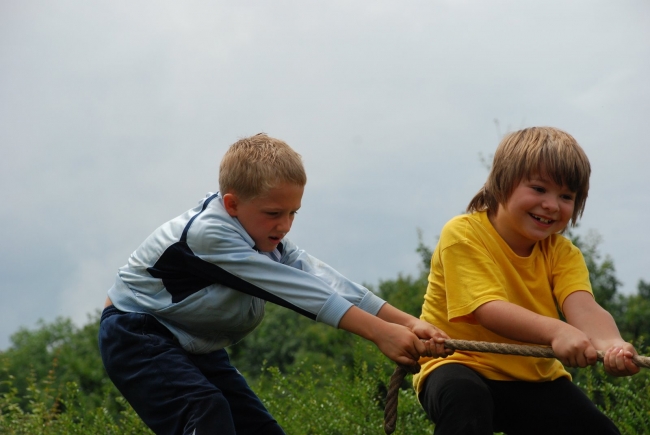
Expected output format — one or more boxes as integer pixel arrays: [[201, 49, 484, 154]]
[[542, 195, 560, 213], [277, 214, 294, 233]]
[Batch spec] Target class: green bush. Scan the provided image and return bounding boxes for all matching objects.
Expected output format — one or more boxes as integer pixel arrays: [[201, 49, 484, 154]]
[[252, 337, 433, 434], [2, 234, 650, 434], [0, 371, 153, 434], [574, 339, 650, 435], [2, 328, 650, 434]]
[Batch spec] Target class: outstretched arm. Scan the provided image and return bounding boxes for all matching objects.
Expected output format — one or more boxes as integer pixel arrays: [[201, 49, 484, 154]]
[[374, 303, 452, 358], [473, 299, 600, 368], [337, 306, 428, 366], [563, 291, 639, 377]]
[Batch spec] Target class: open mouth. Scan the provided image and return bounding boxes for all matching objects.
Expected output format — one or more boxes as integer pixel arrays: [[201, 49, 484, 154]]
[[530, 213, 553, 224]]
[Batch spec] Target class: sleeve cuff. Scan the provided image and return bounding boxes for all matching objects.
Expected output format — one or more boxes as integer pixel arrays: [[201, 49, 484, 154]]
[[316, 293, 354, 328], [358, 291, 386, 316]]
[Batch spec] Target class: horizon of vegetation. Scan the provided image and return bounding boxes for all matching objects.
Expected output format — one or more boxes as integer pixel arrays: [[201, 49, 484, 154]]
[[1, 232, 649, 433]]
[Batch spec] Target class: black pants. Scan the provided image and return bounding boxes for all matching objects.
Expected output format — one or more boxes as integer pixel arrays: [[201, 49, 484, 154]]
[[99, 306, 285, 435], [420, 363, 620, 435]]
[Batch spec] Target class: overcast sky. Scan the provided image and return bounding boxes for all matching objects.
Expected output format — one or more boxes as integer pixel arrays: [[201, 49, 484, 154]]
[[1, 0, 649, 349]]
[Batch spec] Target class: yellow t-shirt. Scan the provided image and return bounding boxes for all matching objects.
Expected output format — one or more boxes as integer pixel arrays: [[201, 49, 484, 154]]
[[413, 211, 592, 395]]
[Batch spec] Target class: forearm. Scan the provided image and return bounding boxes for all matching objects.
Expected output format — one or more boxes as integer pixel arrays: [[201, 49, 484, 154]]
[[563, 291, 625, 348], [338, 305, 388, 342], [563, 291, 639, 376], [473, 300, 573, 346], [475, 298, 605, 368], [375, 303, 419, 328], [337, 305, 423, 365]]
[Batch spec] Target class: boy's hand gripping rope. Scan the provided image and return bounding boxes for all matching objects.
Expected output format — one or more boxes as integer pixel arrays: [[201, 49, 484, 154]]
[[383, 339, 650, 435]]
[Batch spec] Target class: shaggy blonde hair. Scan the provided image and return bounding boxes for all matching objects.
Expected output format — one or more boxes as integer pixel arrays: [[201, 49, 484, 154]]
[[219, 133, 307, 199], [467, 126, 591, 226]]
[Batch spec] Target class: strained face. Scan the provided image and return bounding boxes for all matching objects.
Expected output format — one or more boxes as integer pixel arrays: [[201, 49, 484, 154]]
[[227, 182, 303, 252]]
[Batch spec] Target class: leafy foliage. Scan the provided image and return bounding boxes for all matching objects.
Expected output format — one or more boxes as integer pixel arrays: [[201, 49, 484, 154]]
[[0, 364, 152, 434], [228, 304, 362, 378], [0, 312, 122, 417], [617, 279, 650, 342], [253, 339, 432, 435], [1, 232, 650, 434], [577, 340, 650, 434]]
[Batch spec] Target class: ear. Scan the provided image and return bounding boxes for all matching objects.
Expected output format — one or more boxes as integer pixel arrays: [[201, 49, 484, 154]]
[[222, 193, 239, 217]]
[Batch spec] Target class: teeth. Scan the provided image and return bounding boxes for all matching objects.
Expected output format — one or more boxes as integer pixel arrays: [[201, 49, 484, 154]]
[[532, 214, 552, 224]]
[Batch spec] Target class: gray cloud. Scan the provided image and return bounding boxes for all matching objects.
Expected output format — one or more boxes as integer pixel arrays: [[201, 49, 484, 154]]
[[1, 0, 649, 348]]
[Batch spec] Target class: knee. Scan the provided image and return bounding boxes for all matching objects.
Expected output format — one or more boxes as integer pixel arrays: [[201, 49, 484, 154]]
[[438, 376, 493, 415], [422, 371, 494, 433], [433, 380, 493, 435], [184, 392, 236, 434]]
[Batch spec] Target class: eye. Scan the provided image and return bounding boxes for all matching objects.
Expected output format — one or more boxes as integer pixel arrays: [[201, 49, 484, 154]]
[[561, 194, 575, 201], [531, 186, 545, 193], [265, 211, 279, 217]]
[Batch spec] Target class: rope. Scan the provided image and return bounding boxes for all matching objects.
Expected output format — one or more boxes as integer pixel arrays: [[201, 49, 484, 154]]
[[444, 339, 650, 366], [383, 339, 650, 434], [383, 364, 420, 435]]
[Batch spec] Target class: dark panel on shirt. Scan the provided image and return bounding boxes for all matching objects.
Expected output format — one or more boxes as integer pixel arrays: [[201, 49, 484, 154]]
[[147, 241, 316, 320]]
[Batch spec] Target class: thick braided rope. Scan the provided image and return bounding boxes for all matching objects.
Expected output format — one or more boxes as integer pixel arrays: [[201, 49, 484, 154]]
[[444, 339, 650, 367], [383, 339, 650, 434], [383, 364, 420, 435]]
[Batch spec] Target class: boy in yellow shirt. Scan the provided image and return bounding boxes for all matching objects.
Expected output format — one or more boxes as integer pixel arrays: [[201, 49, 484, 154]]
[[415, 127, 638, 434]]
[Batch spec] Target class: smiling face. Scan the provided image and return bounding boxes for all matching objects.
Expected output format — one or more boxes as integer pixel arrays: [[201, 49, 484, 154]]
[[489, 174, 576, 257], [223, 182, 304, 252]]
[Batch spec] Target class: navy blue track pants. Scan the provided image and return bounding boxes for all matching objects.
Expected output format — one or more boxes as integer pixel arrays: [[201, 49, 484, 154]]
[[99, 306, 285, 435]]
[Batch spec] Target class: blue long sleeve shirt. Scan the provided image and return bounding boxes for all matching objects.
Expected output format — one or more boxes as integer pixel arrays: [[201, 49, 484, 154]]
[[108, 192, 386, 354]]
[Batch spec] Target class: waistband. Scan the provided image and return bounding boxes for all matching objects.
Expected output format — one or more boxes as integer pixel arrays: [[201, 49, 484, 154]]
[[100, 305, 127, 323]]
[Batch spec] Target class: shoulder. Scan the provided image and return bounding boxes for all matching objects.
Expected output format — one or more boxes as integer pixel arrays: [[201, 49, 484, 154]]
[[538, 233, 588, 273], [187, 193, 257, 251], [439, 213, 485, 246], [441, 213, 475, 235]]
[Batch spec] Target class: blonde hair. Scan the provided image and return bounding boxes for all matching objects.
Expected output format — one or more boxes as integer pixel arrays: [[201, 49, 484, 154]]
[[467, 127, 591, 226], [219, 133, 307, 199]]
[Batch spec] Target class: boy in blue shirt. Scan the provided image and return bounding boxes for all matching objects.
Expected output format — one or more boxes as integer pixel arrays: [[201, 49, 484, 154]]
[[100, 133, 450, 435]]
